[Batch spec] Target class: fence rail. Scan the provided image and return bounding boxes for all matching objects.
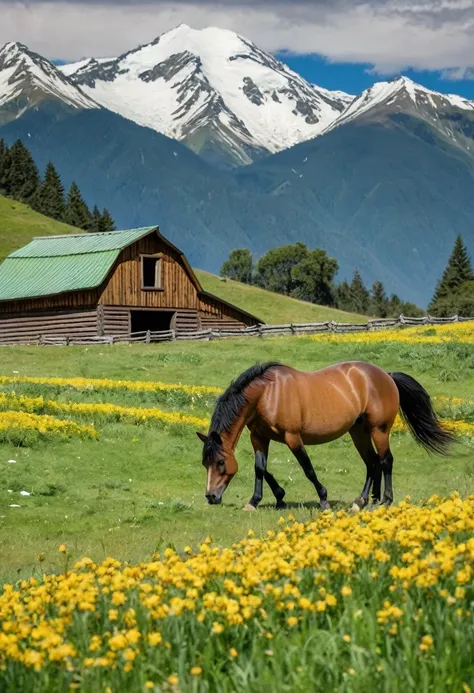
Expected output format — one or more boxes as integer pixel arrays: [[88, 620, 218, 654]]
[[0, 313, 472, 347]]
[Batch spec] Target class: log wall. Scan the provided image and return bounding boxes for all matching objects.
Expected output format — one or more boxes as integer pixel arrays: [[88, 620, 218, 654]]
[[0, 307, 99, 343]]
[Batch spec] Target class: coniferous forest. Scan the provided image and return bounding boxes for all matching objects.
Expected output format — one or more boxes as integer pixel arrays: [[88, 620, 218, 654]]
[[0, 138, 116, 233]]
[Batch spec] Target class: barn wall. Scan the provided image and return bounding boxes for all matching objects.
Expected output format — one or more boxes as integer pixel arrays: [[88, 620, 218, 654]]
[[174, 310, 200, 332], [100, 306, 131, 335], [198, 293, 258, 328], [99, 235, 200, 309], [0, 307, 99, 343], [0, 289, 101, 315]]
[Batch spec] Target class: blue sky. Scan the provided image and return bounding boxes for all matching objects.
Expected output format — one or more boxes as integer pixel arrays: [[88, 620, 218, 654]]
[[277, 54, 474, 100]]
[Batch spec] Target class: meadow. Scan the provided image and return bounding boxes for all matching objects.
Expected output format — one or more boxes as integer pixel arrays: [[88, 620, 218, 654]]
[[0, 323, 474, 692]]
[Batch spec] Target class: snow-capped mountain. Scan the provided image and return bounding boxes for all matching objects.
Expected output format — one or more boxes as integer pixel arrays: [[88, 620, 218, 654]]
[[61, 24, 354, 166], [323, 76, 474, 155], [0, 42, 98, 119]]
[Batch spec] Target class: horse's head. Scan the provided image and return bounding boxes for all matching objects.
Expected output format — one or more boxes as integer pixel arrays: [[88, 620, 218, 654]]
[[196, 431, 238, 505]]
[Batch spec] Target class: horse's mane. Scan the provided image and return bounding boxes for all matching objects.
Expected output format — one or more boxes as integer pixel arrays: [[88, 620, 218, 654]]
[[206, 362, 281, 449]]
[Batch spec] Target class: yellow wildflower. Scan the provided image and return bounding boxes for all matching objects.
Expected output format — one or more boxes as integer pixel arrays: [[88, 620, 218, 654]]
[[419, 635, 433, 652]]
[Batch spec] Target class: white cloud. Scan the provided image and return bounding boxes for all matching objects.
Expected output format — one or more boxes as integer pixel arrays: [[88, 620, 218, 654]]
[[441, 66, 474, 78], [1, 0, 474, 75]]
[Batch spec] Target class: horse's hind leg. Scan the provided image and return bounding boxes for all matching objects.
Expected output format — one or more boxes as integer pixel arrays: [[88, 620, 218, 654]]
[[349, 419, 381, 511], [285, 434, 330, 511], [371, 428, 394, 507]]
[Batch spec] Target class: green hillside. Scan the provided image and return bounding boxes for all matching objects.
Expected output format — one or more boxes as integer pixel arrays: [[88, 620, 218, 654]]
[[0, 195, 77, 262], [196, 270, 366, 324]]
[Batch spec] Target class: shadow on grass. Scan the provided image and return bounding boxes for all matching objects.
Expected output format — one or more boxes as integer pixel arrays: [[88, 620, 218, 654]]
[[219, 499, 347, 511]]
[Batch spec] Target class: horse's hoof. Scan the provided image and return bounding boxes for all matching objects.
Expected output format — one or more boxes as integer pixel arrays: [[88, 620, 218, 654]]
[[320, 501, 331, 511], [276, 501, 287, 510], [350, 503, 361, 514], [243, 504, 257, 512]]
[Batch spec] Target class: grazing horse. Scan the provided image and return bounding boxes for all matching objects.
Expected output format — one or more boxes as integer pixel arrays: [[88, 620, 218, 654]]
[[197, 361, 455, 511]]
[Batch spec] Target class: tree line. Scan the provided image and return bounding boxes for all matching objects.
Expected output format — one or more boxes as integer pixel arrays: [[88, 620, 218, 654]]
[[219, 244, 423, 317], [0, 138, 116, 233]]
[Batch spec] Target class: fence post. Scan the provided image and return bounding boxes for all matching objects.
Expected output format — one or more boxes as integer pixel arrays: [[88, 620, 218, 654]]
[[171, 330, 176, 341], [146, 330, 151, 343]]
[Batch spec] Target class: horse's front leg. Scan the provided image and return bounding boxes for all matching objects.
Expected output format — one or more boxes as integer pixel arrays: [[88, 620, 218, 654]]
[[246, 434, 286, 511], [245, 449, 266, 511]]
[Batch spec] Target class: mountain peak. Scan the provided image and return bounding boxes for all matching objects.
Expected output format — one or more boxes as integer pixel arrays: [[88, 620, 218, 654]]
[[320, 72, 474, 160], [0, 40, 99, 116], [61, 27, 353, 166]]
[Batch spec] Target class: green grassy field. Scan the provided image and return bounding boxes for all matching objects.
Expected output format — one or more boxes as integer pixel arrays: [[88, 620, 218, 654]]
[[0, 335, 473, 692], [0, 336, 472, 582]]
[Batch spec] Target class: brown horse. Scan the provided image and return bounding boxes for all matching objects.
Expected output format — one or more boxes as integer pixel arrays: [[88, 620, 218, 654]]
[[197, 361, 455, 511]]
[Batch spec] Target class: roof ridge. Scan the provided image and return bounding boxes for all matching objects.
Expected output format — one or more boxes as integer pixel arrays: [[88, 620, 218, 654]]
[[32, 227, 156, 241]]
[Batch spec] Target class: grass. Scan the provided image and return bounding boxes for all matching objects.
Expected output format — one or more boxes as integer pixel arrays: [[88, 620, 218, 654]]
[[196, 269, 367, 324], [0, 195, 78, 262], [0, 335, 473, 691], [0, 337, 473, 583]]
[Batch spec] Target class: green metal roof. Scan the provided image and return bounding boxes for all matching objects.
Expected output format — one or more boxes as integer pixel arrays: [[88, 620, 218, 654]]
[[0, 227, 158, 301]]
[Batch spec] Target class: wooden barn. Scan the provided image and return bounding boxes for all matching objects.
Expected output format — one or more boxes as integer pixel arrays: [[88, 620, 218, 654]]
[[0, 226, 262, 342]]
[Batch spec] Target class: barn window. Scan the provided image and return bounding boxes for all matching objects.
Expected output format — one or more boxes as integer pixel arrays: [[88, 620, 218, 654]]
[[141, 256, 163, 289]]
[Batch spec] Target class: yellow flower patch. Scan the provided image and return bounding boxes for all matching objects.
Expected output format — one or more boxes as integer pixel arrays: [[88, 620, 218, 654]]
[[0, 411, 97, 441], [309, 320, 474, 344], [0, 392, 208, 429], [0, 494, 472, 688], [0, 374, 222, 398]]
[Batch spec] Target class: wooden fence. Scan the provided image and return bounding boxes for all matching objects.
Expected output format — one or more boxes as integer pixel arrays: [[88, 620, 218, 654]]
[[0, 313, 472, 347]]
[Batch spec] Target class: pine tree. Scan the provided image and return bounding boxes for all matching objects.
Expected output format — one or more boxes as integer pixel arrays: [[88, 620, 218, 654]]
[[89, 205, 102, 233], [64, 182, 91, 230], [6, 139, 40, 204], [429, 235, 474, 311], [99, 208, 116, 233], [0, 139, 10, 196], [370, 280, 389, 317], [36, 162, 65, 221], [349, 270, 370, 314], [335, 280, 352, 312]]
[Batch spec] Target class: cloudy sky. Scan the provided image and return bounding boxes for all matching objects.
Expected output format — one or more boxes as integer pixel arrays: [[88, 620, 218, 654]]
[[2, 0, 474, 97]]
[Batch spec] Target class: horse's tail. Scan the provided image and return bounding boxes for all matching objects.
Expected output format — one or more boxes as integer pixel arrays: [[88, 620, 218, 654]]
[[389, 371, 456, 455]]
